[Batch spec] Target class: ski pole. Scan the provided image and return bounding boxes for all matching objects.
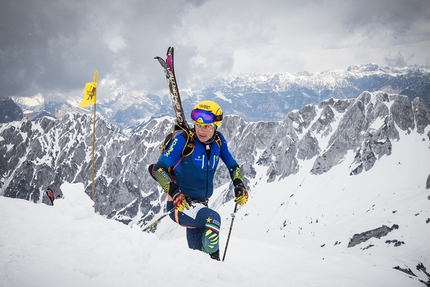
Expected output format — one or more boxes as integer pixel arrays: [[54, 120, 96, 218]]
[[222, 203, 238, 262], [142, 207, 175, 232]]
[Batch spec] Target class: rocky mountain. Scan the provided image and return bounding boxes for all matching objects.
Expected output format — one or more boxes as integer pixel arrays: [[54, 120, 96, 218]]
[[1, 91, 429, 229], [9, 64, 430, 130]]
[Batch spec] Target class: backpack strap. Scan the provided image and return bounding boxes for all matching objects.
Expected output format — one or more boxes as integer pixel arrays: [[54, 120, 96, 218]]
[[214, 131, 222, 149], [167, 124, 194, 172], [181, 128, 194, 157]]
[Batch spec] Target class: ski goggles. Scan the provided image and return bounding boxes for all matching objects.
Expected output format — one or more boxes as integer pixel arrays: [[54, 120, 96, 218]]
[[190, 109, 222, 124]]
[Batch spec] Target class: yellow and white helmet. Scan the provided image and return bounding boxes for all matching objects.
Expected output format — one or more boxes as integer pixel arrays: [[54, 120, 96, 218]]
[[190, 100, 223, 127]]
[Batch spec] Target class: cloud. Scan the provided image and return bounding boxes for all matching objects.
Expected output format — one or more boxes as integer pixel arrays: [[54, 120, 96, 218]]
[[0, 0, 190, 99], [1, 0, 429, 100], [383, 51, 410, 67], [173, 0, 430, 76]]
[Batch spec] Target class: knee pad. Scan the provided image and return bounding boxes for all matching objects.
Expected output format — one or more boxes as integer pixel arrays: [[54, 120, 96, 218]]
[[202, 217, 220, 253]]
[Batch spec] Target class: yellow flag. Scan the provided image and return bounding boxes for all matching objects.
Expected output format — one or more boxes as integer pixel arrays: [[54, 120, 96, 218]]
[[80, 71, 98, 107]]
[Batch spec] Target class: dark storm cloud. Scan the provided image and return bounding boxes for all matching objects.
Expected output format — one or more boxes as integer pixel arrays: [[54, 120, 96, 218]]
[[1, 1, 96, 97], [0, 0, 192, 99], [343, 0, 430, 43], [1, 0, 429, 101]]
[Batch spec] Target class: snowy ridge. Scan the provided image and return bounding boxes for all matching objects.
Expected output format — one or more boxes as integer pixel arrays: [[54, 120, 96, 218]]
[[8, 63, 430, 128], [2, 91, 430, 226]]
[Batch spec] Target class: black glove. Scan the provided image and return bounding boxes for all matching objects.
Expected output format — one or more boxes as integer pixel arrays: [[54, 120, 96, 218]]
[[233, 181, 248, 206]]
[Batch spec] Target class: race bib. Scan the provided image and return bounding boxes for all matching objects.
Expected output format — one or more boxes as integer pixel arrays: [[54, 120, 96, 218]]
[[182, 202, 206, 219]]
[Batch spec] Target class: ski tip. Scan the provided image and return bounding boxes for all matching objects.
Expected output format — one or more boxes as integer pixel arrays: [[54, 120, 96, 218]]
[[167, 46, 174, 56]]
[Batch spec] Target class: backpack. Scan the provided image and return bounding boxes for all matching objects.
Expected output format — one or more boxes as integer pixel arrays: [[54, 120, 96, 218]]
[[160, 123, 196, 158]]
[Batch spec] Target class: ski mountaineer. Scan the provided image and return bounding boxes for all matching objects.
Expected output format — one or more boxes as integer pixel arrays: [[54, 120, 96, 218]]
[[150, 100, 249, 261]]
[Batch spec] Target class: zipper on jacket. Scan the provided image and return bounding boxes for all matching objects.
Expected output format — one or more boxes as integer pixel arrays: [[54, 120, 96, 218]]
[[204, 144, 211, 199]]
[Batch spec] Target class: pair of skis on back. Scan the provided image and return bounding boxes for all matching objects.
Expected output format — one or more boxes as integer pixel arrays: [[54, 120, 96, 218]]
[[142, 47, 186, 233], [155, 47, 189, 130]]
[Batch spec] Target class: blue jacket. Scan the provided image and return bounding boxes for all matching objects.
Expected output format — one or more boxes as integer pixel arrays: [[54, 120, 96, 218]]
[[154, 130, 240, 201]]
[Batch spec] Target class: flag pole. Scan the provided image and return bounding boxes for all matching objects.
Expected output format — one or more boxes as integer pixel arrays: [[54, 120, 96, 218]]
[[91, 71, 98, 202], [79, 71, 98, 203]]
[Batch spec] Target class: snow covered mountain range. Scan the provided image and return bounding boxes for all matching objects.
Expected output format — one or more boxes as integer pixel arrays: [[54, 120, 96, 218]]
[[1, 89, 429, 218], [1, 63, 430, 218], [3, 63, 430, 129]]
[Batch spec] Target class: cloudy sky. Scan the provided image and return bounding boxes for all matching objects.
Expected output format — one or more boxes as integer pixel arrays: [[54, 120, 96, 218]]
[[1, 0, 429, 101]]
